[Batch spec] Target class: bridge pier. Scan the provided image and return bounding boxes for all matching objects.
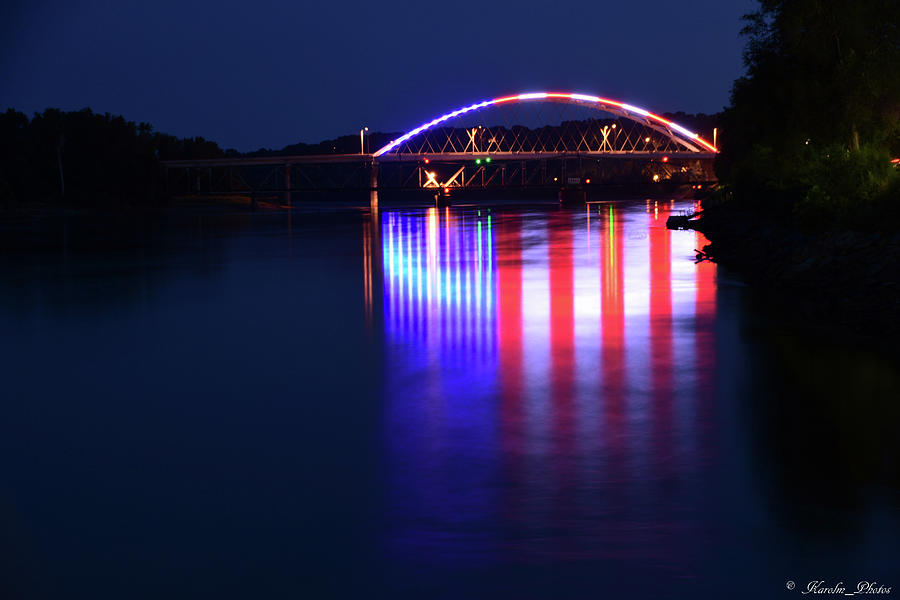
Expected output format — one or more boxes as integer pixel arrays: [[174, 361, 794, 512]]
[[369, 161, 379, 190], [369, 161, 379, 210], [283, 164, 292, 206]]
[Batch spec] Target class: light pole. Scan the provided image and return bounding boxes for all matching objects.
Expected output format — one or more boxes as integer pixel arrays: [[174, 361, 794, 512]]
[[360, 126, 369, 154]]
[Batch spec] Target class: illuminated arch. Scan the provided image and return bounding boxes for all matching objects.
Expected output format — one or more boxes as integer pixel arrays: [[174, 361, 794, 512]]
[[373, 92, 717, 157]]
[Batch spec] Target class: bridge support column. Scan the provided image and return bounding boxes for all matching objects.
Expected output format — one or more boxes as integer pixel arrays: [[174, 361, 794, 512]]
[[369, 162, 379, 209], [369, 162, 379, 190], [283, 164, 292, 206]]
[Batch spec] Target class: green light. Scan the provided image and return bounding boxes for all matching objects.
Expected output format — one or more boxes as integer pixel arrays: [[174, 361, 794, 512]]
[[475, 159, 482, 165], [485, 157, 491, 163]]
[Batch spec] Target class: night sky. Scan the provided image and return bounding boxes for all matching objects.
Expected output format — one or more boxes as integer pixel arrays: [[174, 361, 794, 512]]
[[1, 0, 756, 152]]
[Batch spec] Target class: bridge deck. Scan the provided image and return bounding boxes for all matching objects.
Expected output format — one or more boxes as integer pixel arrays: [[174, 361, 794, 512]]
[[162, 151, 715, 169]]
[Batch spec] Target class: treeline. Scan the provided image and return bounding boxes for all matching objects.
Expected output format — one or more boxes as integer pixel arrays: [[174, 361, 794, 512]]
[[0, 108, 227, 206], [245, 112, 718, 159], [245, 132, 398, 157], [716, 0, 900, 229]]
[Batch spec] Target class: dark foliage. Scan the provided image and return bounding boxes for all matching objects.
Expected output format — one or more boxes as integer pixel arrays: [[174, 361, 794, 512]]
[[715, 0, 900, 228], [0, 108, 225, 206]]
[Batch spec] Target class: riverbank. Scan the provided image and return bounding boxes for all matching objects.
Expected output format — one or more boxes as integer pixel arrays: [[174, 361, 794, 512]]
[[693, 200, 900, 352]]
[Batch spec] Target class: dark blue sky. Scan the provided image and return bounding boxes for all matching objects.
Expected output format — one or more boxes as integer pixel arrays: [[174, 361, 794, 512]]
[[1, 0, 756, 152]]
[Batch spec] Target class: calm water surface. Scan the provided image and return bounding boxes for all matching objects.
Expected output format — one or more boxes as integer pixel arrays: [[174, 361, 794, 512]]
[[1, 199, 898, 599]]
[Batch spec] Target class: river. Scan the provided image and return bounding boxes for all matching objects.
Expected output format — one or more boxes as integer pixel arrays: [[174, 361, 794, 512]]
[[1, 198, 897, 599]]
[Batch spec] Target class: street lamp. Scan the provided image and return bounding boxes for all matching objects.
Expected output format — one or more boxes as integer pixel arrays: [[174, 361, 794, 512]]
[[360, 126, 369, 154]]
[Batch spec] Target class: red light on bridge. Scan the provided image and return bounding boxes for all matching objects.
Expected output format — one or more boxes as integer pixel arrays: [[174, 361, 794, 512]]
[[585, 178, 591, 184], [424, 158, 430, 164], [662, 156, 669, 163]]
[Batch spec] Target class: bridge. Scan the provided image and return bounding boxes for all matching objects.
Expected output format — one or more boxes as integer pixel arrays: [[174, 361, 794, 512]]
[[162, 91, 718, 201]]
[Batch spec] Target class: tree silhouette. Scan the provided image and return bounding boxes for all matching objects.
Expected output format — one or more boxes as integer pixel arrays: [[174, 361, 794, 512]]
[[0, 108, 227, 206]]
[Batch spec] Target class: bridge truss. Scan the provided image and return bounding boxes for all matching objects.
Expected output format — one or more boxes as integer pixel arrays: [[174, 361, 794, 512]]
[[374, 92, 717, 157], [162, 92, 717, 199]]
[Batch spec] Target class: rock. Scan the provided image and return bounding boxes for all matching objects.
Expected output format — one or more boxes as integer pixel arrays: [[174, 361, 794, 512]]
[[666, 215, 691, 230]]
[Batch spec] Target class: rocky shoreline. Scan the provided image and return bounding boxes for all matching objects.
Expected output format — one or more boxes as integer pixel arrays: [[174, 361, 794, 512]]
[[692, 202, 900, 352]]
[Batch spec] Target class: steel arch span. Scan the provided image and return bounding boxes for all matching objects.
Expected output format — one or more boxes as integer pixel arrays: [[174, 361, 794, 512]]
[[373, 92, 718, 157]]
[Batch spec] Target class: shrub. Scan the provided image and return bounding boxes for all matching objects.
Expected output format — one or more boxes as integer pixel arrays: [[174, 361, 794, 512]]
[[794, 144, 900, 230]]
